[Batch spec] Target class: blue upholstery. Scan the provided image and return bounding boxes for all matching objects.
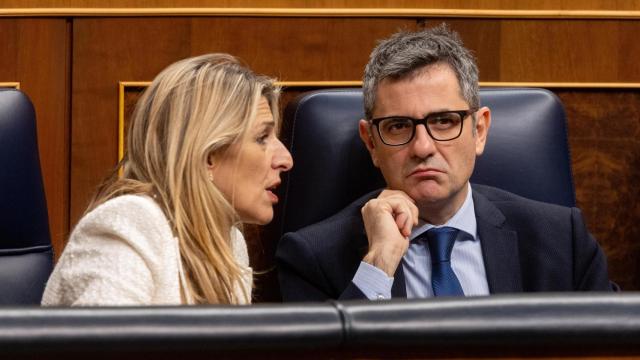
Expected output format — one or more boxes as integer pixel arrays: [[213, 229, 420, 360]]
[[0, 89, 53, 305], [277, 88, 575, 235]]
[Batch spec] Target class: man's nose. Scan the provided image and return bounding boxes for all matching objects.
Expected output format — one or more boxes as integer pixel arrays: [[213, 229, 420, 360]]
[[410, 124, 437, 158]]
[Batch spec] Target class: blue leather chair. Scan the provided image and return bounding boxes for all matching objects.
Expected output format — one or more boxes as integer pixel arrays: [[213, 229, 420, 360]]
[[276, 88, 574, 235], [0, 88, 53, 305]]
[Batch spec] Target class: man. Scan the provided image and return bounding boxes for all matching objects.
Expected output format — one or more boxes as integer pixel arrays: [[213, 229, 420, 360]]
[[276, 24, 614, 301]]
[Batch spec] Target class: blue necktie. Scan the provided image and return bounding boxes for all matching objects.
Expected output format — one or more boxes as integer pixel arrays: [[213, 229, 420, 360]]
[[424, 227, 464, 296]]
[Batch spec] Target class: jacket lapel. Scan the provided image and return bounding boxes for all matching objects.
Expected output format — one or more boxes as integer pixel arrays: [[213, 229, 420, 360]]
[[391, 263, 407, 297], [473, 190, 523, 293]]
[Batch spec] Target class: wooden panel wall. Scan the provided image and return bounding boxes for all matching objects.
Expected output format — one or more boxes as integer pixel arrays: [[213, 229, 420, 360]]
[[2, 5, 640, 300], [0, 19, 70, 257], [426, 19, 640, 82], [559, 90, 640, 290]]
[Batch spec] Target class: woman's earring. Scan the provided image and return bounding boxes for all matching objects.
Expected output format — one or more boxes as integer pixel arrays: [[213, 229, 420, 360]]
[[208, 172, 214, 182]]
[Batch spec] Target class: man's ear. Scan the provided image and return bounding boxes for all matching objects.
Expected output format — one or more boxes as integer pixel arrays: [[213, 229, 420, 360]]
[[359, 119, 380, 167], [474, 106, 491, 156]]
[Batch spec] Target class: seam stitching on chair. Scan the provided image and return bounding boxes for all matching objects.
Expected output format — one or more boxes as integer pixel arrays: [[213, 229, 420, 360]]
[[0, 245, 52, 256]]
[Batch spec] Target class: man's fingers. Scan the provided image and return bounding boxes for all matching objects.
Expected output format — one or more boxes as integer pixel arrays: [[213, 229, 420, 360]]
[[363, 190, 419, 240], [384, 197, 416, 237], [394, 212, 410, 237], [379, 189, 419, 227]]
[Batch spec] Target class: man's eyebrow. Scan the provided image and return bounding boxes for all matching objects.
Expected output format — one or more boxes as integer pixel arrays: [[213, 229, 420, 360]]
[[376, 108, 462, 118], [424, 108, 458, 115]]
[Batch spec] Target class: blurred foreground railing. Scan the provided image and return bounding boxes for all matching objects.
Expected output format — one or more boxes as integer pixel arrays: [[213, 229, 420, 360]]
[[1, 293, 639, 359]]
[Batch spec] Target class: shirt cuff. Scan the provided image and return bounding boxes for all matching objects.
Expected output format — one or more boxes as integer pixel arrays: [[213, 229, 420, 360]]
[[352, 261, 394, 300]]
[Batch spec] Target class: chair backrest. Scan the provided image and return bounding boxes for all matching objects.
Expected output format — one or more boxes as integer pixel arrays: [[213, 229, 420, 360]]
[[0, 89, 53, 305], [276, 88, 575, 235]]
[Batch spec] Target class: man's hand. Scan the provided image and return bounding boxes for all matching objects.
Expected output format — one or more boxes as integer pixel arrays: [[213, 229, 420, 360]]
[[361, 190, 418, 277]]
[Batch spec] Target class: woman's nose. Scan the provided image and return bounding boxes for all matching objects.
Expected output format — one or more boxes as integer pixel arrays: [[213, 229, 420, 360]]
[[273, 139, 293, 171]]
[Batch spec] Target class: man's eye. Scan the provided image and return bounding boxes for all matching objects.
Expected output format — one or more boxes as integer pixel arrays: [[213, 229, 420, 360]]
[[384, 119, 412, 132], [429, 115, 459, 128]]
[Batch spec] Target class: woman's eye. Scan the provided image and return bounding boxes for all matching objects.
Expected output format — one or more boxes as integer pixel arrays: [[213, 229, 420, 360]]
[[256, 133, 269, 144]]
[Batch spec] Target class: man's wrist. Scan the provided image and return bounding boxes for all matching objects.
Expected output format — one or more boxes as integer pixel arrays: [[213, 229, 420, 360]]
[[363, 248, 398, 277], [352, 261, 394, 300]]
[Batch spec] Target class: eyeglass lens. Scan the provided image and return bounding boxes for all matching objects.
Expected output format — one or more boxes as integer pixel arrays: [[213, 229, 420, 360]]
[[378, 112, 464, 144]]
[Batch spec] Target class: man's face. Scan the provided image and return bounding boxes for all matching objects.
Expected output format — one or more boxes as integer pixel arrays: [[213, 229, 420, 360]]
[[359, 63, 491, 222]]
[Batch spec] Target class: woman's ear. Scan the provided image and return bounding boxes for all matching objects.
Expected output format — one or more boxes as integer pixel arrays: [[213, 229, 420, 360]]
[[207, 153, 215, 169], [207, 154, 216, 182]]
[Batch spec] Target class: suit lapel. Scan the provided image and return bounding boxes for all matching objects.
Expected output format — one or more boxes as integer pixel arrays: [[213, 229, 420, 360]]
[[391, 263, 407, 297], [473, 190, 523, 293]]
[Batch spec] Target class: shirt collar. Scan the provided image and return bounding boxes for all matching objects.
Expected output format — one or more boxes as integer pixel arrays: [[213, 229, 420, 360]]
[[409, 182, 477, 241]]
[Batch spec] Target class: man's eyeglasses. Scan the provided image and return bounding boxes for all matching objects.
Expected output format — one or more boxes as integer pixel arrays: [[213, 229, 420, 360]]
[[369, 109, 477, 146]]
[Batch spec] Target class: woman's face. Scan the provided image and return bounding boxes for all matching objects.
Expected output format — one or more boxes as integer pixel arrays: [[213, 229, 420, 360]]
[[210, 97, 293, 225]]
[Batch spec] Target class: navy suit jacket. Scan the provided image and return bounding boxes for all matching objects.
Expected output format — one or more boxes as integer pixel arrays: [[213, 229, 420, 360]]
[[276, 184, 614, 301]]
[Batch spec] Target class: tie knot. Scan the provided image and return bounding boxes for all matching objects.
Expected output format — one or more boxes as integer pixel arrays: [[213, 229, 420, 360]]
[[424, 227, 459, 263]]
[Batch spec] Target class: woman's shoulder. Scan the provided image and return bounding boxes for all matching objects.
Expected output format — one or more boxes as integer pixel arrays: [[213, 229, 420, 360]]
[[86, 194, 163, 218], [73, 194, 174, 247], [43, 195, 180, 306], [80, 194, 164, 226]]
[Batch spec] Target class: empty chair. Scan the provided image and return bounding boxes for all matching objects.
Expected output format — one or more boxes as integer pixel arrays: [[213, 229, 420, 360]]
[[0, 88, 53, 305]]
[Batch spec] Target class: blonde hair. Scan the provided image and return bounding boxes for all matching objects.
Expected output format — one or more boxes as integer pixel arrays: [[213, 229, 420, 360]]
[[88, 53, 280, 304]]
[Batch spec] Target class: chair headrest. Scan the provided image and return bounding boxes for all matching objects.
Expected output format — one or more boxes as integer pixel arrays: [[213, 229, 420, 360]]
[[0, 89, 51, 250], [0, 89, 53, 305]]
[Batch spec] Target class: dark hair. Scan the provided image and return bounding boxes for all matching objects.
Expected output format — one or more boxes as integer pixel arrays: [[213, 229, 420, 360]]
[[363, 24, 479, 119]]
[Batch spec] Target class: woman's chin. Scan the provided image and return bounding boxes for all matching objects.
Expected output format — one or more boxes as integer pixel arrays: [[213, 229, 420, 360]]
[[239, 210, 273, 225]]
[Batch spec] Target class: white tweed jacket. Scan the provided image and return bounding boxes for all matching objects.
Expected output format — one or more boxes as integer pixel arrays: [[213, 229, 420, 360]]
[[42, 195, 252, 306]]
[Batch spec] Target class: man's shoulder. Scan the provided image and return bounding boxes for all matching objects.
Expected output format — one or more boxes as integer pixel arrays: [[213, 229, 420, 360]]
[[472, 183, 571, 211], [471, 183, 575, 229], [282, 189, 381, 245]]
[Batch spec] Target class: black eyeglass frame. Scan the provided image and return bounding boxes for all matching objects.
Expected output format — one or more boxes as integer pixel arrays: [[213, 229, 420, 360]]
[[369, 109, 477, 146]]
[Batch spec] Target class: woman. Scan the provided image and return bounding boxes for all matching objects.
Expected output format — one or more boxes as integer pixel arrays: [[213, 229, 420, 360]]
[[42, 54, 293, 305]]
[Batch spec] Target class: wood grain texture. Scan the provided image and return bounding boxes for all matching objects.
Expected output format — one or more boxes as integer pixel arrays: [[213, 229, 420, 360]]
[[497, 20, 640, 82], [557, 90, 640, 291], [0, 19, 70, 258], [422, 19, 640, 83], [71, 17, 192, 225], [3, 0, 640, 10]]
